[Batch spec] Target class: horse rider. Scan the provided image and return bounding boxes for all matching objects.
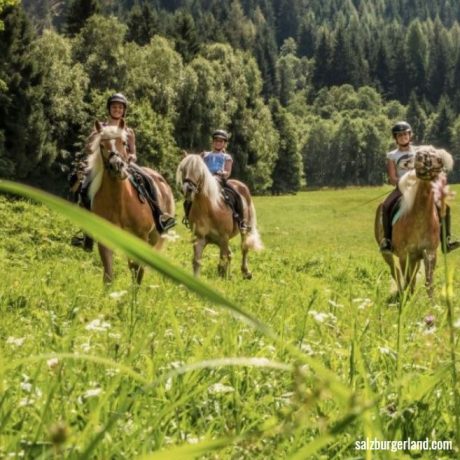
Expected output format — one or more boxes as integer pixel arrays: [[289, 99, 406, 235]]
[[379, 121, 460, 253], [70, 93, 175, 250], [183, 129, 248, 231]]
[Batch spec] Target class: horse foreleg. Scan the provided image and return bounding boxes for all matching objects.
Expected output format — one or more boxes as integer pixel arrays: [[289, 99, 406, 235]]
[[218, 242, 232, 279], [423, 250, 437, 299], [98, 244, 113, 284], [240, 234, 252, 280], [193, 237, 206, 277], [128, 260, 144, 285]]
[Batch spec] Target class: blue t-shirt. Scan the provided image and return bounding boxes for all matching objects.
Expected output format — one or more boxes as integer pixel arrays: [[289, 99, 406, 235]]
[[202, 151, 232, 174]]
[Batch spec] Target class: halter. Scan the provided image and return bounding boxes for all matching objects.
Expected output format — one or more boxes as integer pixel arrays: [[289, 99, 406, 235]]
[[183, 177, 201, 193], [99, 136, 128, 170]]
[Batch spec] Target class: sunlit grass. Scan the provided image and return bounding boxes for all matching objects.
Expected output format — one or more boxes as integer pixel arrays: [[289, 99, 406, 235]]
[[0, 183, 459, 458]]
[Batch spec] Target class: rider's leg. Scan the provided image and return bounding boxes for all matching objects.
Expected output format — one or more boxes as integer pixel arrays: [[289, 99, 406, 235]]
[[129, 164, 176, 233], [224, 183, 247, 231], [380, 188, 401, 251], [441, 205, 460, 253]]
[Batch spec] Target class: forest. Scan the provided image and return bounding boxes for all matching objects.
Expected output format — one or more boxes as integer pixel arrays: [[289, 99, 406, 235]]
[[3, 0, 460, 193]]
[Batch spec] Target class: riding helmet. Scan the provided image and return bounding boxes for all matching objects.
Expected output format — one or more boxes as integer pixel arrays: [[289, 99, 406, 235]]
[[107, 93, 128, 114], [391, 121, 412, 136], [212, 129, 229, 141]]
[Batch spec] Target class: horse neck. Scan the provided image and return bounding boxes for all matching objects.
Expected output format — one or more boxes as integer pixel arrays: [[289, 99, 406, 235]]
[[98, 169, 129, 200], [412, 180, 437, 223]]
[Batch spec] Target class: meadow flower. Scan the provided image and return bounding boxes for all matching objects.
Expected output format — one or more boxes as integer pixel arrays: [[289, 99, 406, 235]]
[[328, 299, 343, 308], [353, 298, 373, 309], [20, 382, 32, 393], [82, 388, 102, 399], [109, 290, 128, 300], [47, 358, 59, 370], [6, 336, 25, 347], [378, 346, 396, 357], [85, 318, 111, 332], [208, 383, 235, 394], [309, 310, 336, 324]]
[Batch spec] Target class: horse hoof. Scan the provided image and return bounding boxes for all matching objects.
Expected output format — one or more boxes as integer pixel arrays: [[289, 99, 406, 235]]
[[243, 272, 253, 280]]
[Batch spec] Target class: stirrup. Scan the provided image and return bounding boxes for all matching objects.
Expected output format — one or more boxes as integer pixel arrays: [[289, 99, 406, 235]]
[[159, 215, 176, 232], [446, 238, 460, 253]]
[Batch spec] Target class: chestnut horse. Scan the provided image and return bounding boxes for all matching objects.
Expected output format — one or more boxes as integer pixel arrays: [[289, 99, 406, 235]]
[[86, 119, 175, 283], [375, 145, 453, 297], [176, 154, 263, 278]]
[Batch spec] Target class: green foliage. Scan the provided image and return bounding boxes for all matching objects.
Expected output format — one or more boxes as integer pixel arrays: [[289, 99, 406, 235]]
[[64, 0, 100, 37]]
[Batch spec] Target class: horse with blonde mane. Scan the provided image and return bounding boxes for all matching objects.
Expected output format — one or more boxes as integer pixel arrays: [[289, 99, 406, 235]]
[[375, 145, 454, 297], [86, 119, 175, 283], [176, 153, 263, 278]]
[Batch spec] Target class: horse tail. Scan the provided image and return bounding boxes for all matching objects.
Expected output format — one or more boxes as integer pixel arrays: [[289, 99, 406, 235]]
[[245, 199, 263, 251]]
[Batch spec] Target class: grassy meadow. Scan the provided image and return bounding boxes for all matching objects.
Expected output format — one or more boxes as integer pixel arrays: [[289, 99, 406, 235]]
[[1, 185, 460, 459]]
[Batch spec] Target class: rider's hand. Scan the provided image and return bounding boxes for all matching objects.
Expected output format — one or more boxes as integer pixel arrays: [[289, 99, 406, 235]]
[[127, 154, 136, 164]]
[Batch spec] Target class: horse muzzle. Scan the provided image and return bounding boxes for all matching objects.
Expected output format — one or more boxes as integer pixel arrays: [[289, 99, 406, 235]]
[[108, 154, 128, 180], [182, 180, 197, 198]]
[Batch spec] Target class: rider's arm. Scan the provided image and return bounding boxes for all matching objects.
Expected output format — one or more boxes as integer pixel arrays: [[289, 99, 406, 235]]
[[220, 156, 233, 180], [387, 160, 398, 186]]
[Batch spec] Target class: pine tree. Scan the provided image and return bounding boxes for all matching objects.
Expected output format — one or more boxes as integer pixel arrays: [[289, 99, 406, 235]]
[[126, 3, 160, 46], [0, 4, 47, 179], [64, 0, 100, 37]]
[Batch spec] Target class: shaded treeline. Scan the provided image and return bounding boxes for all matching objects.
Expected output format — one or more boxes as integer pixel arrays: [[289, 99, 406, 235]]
[[2, 0, 460, 194]]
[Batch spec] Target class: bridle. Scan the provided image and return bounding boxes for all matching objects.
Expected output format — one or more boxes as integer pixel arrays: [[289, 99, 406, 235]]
[[99, 136, 128, 170], [415, 153, 443, 181]]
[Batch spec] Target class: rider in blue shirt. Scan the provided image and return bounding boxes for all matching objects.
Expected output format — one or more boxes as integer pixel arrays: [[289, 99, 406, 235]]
[[183, 129, 247, 231]]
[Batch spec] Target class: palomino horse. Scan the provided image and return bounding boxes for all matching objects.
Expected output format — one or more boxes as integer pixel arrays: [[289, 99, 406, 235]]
[[176, 154, 263, 278], [86, 119, 175, 283], [375, 145, 453, 297]]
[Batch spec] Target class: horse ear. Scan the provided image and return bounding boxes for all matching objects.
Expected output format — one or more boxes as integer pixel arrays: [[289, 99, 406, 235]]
[[182, 149, 188, 158], [438, 148, 454, 171], [95, 120, 103, 133], [118, 118, 125, 129]]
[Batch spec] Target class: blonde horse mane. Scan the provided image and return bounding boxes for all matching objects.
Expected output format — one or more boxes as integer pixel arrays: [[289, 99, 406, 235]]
[[86, 125, 128, 202], [176, 154, 223, 209], [398, 145, 454, 218]]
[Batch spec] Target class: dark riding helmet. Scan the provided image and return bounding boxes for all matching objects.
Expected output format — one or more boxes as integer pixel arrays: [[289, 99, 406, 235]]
[[107, 93, 128, 115], [391, 121, 412, 137], [212, 129, 229, 141]]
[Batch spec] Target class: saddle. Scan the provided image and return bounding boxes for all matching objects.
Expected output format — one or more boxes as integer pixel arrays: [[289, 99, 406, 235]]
[[127, 164, 173, 233], [221, 184, 239, 217]]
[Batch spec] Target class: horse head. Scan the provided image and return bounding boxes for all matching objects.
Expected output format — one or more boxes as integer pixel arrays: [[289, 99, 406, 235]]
[[95, 119, 129, 180], [176, 153, 222, 208], [414, 145, 453, 181]]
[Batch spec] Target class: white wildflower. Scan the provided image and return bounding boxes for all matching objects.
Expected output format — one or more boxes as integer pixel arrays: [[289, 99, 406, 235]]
[[328, 299, 343, 308], [20, 382, 32, 393], [47, 358, 59, 370], [353, 298, 373, 309], [83, 388, 102, 399], [309, 310, 336, 323], [300, 342, 314, 355], [85, 318, 111, 332], [79, 342, 91, 353], [109, 290, 128, 300], [208, 383, 235, 394], [6, 336, 25, 347]]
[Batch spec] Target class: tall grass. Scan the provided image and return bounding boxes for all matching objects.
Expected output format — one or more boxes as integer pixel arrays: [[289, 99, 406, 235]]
[[0, 181, 459, 458]]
